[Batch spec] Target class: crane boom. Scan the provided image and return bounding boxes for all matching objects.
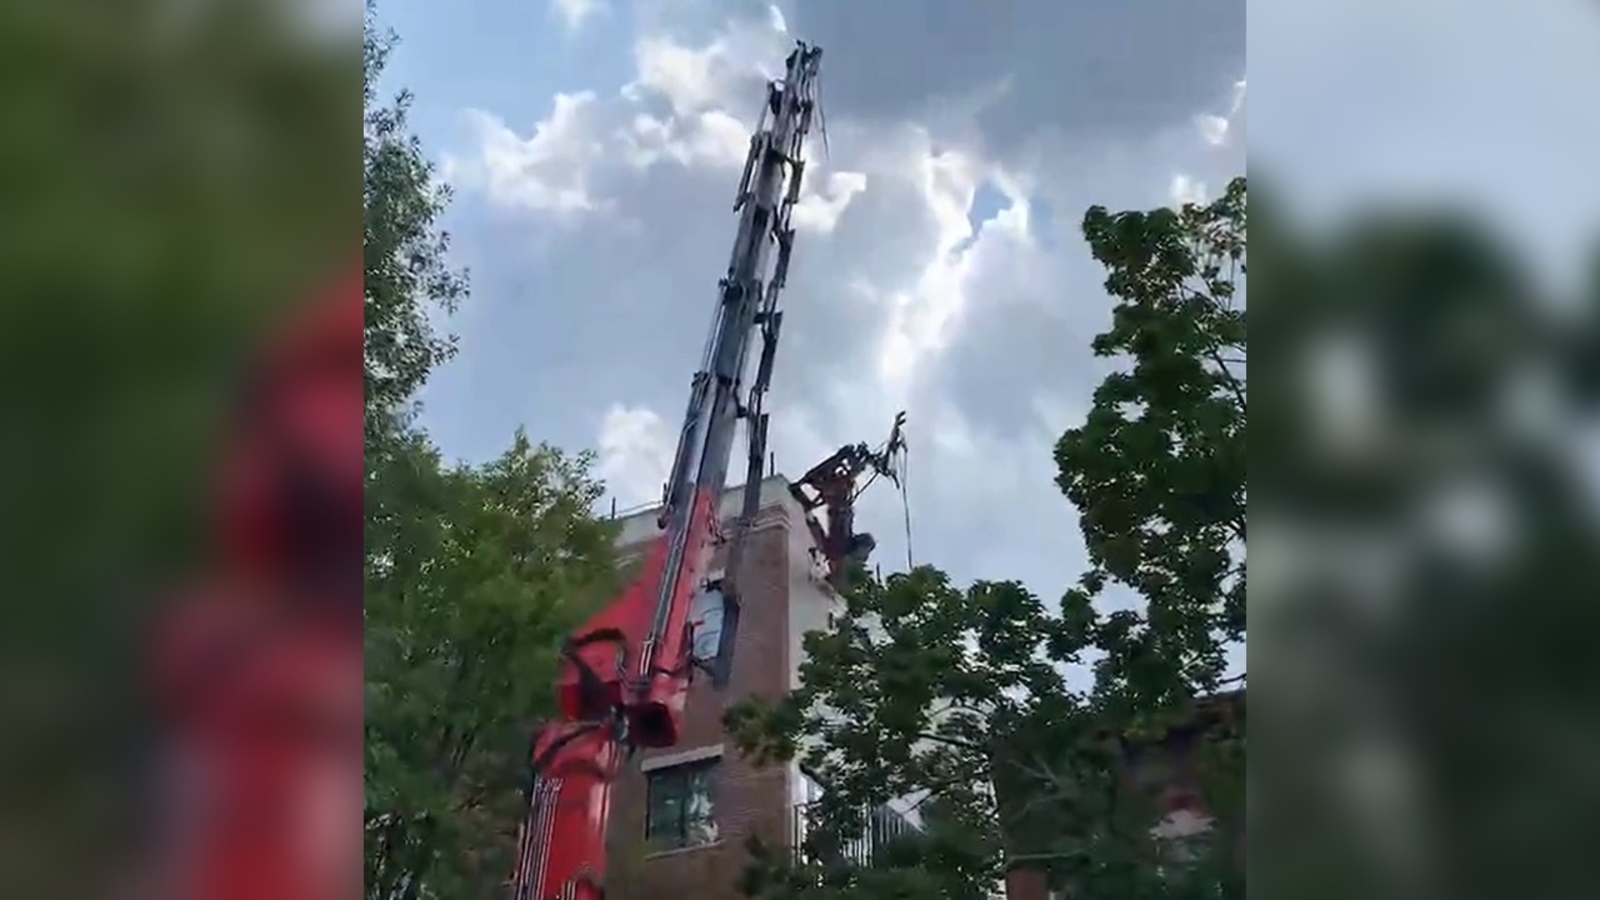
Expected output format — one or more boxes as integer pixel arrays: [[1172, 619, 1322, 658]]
[[509, 42, 824, 900]]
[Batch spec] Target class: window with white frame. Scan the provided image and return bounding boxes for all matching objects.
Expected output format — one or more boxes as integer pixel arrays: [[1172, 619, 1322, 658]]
[[645, 757, 720, 850]]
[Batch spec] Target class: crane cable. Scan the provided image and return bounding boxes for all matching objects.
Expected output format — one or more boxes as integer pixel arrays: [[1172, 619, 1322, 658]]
[[857, 425, 921, 566], [897, 440, 915, 571], [849, 421, 916, 573], [815, 67, 831, 161]]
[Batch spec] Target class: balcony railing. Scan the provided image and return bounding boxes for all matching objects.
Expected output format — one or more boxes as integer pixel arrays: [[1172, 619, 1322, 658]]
[[791, 800, 920, 868]]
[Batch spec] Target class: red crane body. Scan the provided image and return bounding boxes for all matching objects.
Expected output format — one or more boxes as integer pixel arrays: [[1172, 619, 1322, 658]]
[[510, 43, 825, 900]]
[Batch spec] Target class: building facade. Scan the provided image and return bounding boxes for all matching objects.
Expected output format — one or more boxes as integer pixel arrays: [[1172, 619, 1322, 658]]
[[601, 476, 847, 900]]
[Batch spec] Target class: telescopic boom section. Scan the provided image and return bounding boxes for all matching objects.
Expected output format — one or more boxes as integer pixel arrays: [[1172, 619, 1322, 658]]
[[509, 43, 823, 900]]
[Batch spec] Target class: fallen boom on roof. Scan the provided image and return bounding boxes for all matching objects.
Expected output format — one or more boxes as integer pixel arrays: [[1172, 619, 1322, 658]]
[[791, 410, 908, 587]]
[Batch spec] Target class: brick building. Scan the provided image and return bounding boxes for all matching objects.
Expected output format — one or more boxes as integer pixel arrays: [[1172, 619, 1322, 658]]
[[600, 476, 862, 900]]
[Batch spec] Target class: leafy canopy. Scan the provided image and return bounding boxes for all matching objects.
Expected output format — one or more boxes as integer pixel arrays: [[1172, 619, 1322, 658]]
[[363, 3, 464, 451], [365, 429, 620, 899]]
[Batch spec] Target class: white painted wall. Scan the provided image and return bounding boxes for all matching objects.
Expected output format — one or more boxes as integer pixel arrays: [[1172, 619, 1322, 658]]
[[785, 528, 841, 691], [610, 474, 801, 549], [776, 482, 843, 813]]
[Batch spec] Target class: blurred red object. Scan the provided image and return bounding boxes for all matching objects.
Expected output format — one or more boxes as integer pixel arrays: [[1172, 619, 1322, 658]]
[[150, 266, 363, 900], [219, 264, 364, 588]]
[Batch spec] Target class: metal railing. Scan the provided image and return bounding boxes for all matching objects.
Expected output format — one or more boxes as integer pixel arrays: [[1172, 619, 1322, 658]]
[[790, 801, 920, 868]]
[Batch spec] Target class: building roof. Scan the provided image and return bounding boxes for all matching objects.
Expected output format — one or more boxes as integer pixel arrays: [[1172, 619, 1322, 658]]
[[607, 474, 804, 548]]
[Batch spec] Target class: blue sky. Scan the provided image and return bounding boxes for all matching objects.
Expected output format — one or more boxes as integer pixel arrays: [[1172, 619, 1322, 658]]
[[369, 0, 1600, 668]]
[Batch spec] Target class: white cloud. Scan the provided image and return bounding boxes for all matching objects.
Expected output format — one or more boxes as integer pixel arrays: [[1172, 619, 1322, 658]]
[[619, 109, 751, 171], [1162, 77, 1246, 210], [1169, 173, 1208, 207], [792, 170, 869, 234], [625, 21, 788, 117], [614, 19, 796, 175], [597, 404, 673, 509], [1193, 76, 1248, 147], [551, 0, 605, 34], [442, 93, 606, 218], [864, 134, 1043, 404], [872, 140, 983, 397], [630, 36, 726, 117], [443, 13, 870, 235], [446, 17, 796, 217], [690, 110, 756, 168], [768, 4, 788, 34], [1195, 114, 1231, 147]]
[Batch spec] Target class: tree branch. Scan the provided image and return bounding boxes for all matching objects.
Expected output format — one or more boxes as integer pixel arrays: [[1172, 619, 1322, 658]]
[[1174, 284, 1247, 412], [1208, 346, 1248, 411], [916, 730, 983, 751]]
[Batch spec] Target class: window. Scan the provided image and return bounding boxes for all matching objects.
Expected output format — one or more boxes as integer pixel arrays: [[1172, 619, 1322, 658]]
[[645, 759, 719, 850], [689, 585, 726, 662]]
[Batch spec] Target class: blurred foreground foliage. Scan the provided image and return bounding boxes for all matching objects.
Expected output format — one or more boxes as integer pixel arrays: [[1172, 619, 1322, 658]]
[[0, 2, 355, 896], [0, 0, 356, 600], [1249, 185, 1600, 900]]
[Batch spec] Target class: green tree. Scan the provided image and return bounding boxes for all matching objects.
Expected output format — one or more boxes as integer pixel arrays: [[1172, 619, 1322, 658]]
[[360, 7, 619, 896], [1058, 177, 1247, 725], [364, 429, 620, 898], [363, 1, 465, 452], [725, 180, 1248, 900]]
